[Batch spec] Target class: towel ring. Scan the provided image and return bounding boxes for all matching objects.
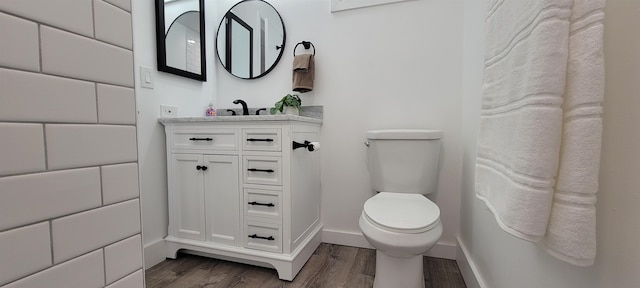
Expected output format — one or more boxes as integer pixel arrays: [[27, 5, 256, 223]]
[[294, 41, 315, 56]]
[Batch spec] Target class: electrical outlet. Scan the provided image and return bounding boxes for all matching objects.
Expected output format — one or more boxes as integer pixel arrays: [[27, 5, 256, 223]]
[[160, 105, 177, 117]]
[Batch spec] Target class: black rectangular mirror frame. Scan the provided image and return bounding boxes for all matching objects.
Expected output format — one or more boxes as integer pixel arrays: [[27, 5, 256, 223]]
[[155, 0, 207, 81]]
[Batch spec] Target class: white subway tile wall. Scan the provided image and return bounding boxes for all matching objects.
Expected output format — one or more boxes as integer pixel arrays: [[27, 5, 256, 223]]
[[94, 0, 133, 50], [97, 84, 136, 125], [45, 124, 137, 169], [0, 223, 52, 285], [104, 234, 143, 284], [41, 26, 134, 87], [51, 199, 141, 263], [0, 0, 94, 38], [0, 13, 40, 72], [0, 69, 98, 123], [2, 250, 105, 288], [0, 168, 102, 231], [102, 163, 140, 205], [104, 0, 132, 12], [0, 123, 46, 176], [105, 270, 144, 288], [0, 0, 141, 287]]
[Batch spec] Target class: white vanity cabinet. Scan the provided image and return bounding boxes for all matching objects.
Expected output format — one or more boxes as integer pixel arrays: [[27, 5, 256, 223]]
[[160, 116, 322, 281]]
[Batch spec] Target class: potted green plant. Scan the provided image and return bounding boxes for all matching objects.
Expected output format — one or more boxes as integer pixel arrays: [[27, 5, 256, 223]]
[[270, 94, 302, 115]]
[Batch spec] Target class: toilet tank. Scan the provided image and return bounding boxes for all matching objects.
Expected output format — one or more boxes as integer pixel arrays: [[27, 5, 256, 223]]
[[366, 129, 443, 194]]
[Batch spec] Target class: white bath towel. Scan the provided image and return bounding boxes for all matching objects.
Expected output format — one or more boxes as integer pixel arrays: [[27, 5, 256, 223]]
[[475, 0, 605, 266]]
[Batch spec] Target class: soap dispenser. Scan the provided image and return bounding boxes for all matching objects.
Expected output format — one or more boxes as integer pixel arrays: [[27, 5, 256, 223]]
[[205, 103, 216, 116]]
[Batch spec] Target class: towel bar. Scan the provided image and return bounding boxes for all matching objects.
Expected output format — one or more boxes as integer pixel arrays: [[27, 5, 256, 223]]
[[294, 41, 315, 56]]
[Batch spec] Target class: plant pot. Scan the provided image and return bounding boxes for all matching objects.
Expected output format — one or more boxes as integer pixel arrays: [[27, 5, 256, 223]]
[[283, 106, 299, 116]]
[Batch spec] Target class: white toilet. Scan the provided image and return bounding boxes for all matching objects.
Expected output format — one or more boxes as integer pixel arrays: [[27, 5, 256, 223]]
[[359, 129, 443, 288]]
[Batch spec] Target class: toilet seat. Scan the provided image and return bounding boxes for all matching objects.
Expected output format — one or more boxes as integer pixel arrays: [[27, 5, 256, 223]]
[[363, 192, 440, 234]]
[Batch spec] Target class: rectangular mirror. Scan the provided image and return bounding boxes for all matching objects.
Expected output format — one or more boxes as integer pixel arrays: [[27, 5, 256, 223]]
[[155, 0, 207, 81]]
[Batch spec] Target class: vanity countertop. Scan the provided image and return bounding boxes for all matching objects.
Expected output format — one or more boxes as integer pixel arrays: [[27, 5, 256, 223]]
[[159, 115, 322, 125]]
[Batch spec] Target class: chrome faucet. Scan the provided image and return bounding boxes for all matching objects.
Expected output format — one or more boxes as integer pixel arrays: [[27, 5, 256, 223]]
[[233, 99, 249, 115]]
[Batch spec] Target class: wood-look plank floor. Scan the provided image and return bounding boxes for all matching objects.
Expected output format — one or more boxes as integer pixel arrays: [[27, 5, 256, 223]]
[[145, 244, 466, 288]]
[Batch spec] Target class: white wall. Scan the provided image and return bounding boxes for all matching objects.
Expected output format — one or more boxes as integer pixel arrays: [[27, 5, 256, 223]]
[[131, 0, 216, 268], [215, 0, 464, 252], [458, 0, 640, 287]]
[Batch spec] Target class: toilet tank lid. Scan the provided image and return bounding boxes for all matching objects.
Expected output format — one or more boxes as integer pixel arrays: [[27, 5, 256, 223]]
[[366, 129, 443, 140]]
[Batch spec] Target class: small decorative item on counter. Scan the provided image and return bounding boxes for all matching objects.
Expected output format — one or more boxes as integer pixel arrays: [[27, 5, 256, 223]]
[[270, 94, 301, 115], [205, 103, 216, 116]]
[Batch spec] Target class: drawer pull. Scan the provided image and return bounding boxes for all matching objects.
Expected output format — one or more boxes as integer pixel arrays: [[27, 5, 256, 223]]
[[248, 234, 275, 241], [246, 138, 274, 142], [247, 168, 274, 173], [248, 201, 275, 207], [196, 165, 208, 171], [189, 137, 213, 141]]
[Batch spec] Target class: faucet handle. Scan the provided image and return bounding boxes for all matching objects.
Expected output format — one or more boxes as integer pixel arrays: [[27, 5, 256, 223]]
[[226, 109, 236, 116], [255, 108, 267, 115]]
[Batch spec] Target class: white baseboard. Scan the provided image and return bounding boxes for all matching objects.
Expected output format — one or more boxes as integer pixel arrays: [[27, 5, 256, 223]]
[[321, 228, 457, 260], [322, 228, 373, 249], [143, 239, 166, 270], [455, 237, 486, 288]]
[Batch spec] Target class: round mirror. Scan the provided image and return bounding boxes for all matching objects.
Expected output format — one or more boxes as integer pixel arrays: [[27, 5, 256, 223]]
[[216, 0, 286, 79]]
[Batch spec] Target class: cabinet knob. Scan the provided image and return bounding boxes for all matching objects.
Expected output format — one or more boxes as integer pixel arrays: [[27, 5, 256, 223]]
[[196, 165, 208, 171]]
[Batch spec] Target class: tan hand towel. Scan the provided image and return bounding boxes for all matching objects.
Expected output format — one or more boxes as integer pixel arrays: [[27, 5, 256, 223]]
[[292, 54, 314, 93]]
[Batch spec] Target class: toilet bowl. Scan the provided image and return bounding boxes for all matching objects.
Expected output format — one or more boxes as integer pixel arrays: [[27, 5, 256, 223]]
[[359, 192, 442, 288]]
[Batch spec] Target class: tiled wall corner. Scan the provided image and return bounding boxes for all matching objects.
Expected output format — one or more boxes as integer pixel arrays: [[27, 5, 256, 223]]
[[0, 1, 142, 287]]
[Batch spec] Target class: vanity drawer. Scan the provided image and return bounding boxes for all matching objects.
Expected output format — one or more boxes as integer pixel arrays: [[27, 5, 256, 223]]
[[244, 188, 281, 220], [243, 129, 281, 151], [243, 156, 282, 186], [244, 220, 282, 253], [172, 129, 237, 151]]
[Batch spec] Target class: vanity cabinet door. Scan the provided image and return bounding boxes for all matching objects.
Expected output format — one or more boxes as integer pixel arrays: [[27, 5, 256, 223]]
[[204, 155, 240, 246], [171, 154, 205, 241]]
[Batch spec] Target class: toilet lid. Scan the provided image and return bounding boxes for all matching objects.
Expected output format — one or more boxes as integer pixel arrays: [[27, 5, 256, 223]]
[[363, 192, 440, 234]]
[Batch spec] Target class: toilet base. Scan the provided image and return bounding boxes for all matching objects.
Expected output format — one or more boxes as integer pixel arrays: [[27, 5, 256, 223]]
[[373, 250, 425, 288]]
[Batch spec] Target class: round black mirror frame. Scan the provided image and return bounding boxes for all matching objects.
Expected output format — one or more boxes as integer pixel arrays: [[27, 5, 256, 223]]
[[155, 0, 207, 81], [216, 0, 286, 80]]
